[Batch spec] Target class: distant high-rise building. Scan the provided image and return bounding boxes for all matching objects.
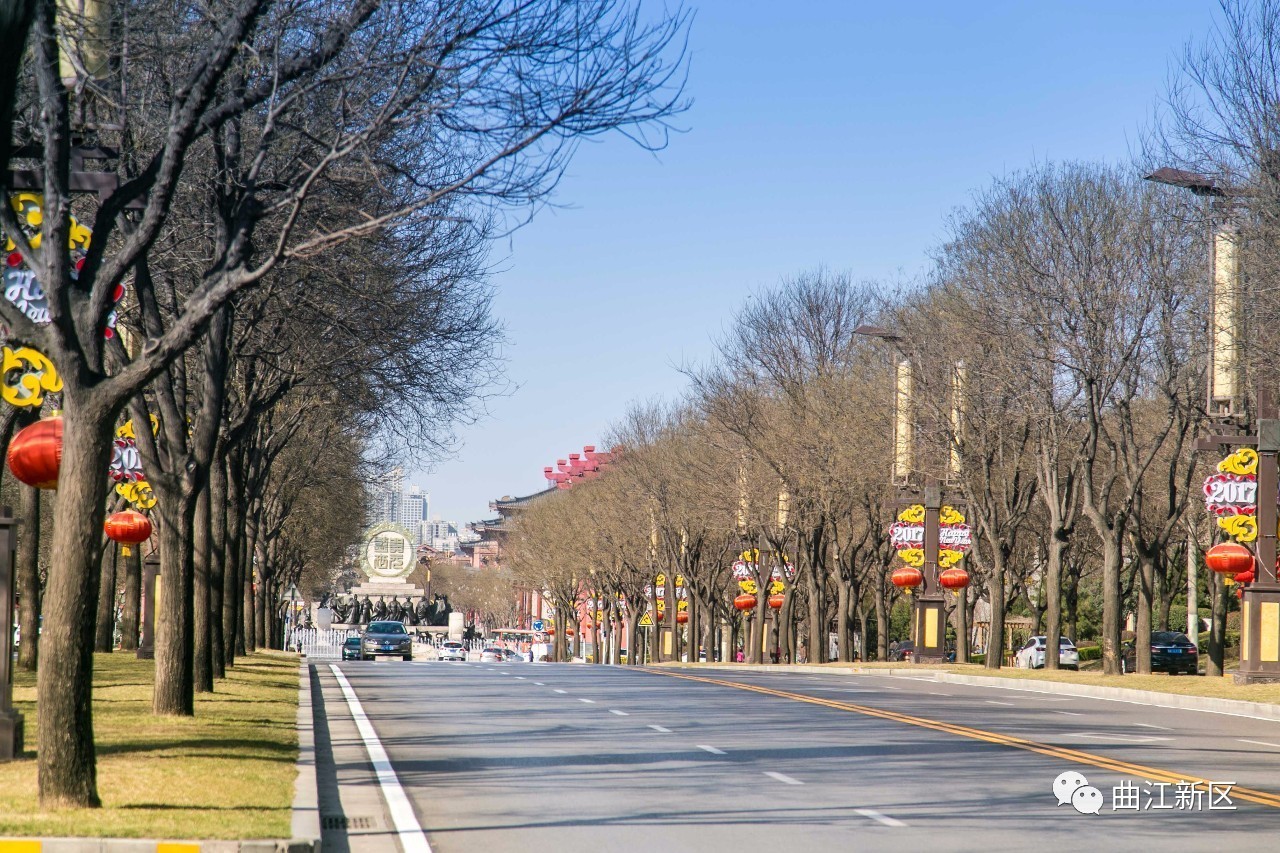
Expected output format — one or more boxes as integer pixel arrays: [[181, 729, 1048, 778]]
[[370, 469, 430, 545], [423, 517, 460, 552]]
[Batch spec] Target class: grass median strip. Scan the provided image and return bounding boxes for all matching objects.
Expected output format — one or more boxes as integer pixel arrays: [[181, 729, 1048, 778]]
[[644, 668, 1280, 809], [0, 651, 298, 839]]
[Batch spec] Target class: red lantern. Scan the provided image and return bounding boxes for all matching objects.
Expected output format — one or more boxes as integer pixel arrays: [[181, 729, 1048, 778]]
[[7, 416, 63, 489], [104, 509, 152, 544], [1234, 569, 1255, 585], [733, 593, 757, 611], [891, 566, 924, 590], [566, 627, 575, 637], [1205, 542, 1254, 575], [768, 594, 785, 609], [676, 611, 689, 624], [939, 567, 970, 591]]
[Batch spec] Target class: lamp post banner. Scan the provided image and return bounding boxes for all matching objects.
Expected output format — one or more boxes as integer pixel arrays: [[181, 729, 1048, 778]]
[[1205, 448, 1263, 543], [890, 504, 971, 568]]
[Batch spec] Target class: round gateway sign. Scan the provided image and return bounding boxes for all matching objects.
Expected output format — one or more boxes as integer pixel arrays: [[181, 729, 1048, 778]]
[[363, 524, 416, 580]]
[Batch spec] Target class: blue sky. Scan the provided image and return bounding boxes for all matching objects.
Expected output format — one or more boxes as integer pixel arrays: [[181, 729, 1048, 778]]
[[414, 0, 1219, 525]]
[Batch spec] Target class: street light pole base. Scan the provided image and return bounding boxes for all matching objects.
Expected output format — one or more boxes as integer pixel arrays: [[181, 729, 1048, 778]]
[[912, 594, 948, 664], [0, 708, 23, 760]]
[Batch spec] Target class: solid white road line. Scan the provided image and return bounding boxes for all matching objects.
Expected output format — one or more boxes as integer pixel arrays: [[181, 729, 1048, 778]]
[[554, 689, 568, 694], [986, 700, 1014, 706], [1068, 732, 1173, 743], [533, 681, 545, 686], [514, 676, 525, 680], [697, 744, 726, 755], [609, 710, 629, 716], [1054, 711, 1084, 717], [928, 692, 952, 697], [329, 665, 432, 853], [649, 724, 672, 733], [578, 698, 596, 704], [1134, 722, 1173, 731], [764, 771, 804, 785], [1238, 738, 1280, 749], [856, 808, 907, 827]]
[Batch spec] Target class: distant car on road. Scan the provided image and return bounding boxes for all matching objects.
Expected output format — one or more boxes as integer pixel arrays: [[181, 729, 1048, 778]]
[[439, 641, 467, 662], [1121, 631, 1199, 675], [1014, 636, 1079, 670], [887, 641, 914, 662], [501, 648, 525, 662], [341, 636, 362, 661], [361, 621, 412, 661], [480, 647, 504, 663]]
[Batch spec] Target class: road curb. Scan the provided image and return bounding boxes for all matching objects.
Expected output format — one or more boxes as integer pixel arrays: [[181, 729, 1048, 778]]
[[0, 662, 321, 853], [656, 663, 1280, 722]]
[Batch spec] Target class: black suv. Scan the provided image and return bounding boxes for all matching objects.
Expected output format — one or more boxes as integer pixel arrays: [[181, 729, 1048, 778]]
[[1121, 631, 1199, 675]]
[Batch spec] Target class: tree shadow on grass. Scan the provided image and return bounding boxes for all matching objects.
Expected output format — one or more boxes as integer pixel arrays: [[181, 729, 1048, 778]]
[[96, 738, 295, 757]]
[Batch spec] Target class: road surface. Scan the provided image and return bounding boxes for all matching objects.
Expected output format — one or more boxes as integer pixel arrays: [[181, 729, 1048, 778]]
[[313, 662, 1280, 852]]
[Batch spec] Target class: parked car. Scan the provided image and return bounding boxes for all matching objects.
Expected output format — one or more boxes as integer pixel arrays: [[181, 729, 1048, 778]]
[[480, 647, 504, 663], [341, 636, 362, 661], [1014, 636, 1079, 670], [888, 641, 914, 662], [439, 641, 467, 662], [1121, 631, 1199, 675], [361, 621, 412, 661], [501, 648, 525, 662]]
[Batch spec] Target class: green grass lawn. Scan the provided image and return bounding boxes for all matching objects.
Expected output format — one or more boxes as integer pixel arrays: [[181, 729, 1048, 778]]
[[0, 650, 299, 839]]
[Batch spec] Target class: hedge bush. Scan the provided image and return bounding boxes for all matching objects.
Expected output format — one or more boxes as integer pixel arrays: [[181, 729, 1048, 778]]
[[1077, 645, 1102, 662]]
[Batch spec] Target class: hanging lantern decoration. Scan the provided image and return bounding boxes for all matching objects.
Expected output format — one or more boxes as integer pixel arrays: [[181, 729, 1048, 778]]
[[939, 567, 970, 593], [676, 610, 689, 624], [767, 593, 785, 609], [1234, 569, 1256, 585], [891, 566, 924, 593], [104, 509, 152, 544], [7, 415, 63, 489], [1205, 542, 1254, 575], [733, 593, 757, 611]]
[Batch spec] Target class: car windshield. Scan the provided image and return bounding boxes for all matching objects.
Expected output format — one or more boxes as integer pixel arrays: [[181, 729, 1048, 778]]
[[483, 648, 500, 653], [1059, 637, 1075, 647], [444, 642, 463, 648], [344, 638, 360, 647], [1153, 632, 1192, 644], [367, 622, 405, 634]]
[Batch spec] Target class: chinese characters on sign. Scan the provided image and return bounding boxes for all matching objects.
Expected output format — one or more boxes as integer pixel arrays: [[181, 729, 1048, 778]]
[[1053, 771, 1234, 815]]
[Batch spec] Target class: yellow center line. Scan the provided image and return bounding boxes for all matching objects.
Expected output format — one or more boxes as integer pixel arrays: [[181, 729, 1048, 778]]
[[641, 668, 1280, 809]]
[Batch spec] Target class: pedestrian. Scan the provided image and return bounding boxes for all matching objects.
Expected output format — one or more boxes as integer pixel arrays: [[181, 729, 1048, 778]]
[[735, 647, 745, 663]]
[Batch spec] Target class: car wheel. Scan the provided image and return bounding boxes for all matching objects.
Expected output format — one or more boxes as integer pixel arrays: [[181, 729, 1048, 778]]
[[403, 654, 412, 661]]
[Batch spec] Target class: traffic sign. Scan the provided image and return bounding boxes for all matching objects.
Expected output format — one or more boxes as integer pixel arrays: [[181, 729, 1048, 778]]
[[638, 612, 653, 627], [532, 619, 544, 631]]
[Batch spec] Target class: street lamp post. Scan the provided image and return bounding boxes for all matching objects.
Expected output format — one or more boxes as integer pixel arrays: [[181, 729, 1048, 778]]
[[1147, 168, 1280, 683], [856, 326, 950, 664]]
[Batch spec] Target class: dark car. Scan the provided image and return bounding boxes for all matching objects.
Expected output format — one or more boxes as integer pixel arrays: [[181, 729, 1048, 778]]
[[888, 641, 914, 662], [361, 621, 412, 661], [341, 636, 362, 661], [1121, 631, 1199, 675]]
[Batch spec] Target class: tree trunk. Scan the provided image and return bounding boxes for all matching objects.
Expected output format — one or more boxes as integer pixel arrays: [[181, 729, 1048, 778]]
[[1100, 534, 1123, 675], [956, 589, 969, 662], [119, 546, 141, 652], [38, 402, 114, 807], [93, 545, 117, 652], [192, 479, 213, 692], [154, 489, 197, 715], [836, 582, 850, 662], [16, 480, 40, 672], [1207, 572, 1227, 677], [806, 573, 822, 663], [986, 548, 1006, 670], [210, 458, 228, 678], [1044, 536, 1065, 670], [225, 460, 244, 663], [1135, 550, 1155, 674], [874, 577, 888, 661]]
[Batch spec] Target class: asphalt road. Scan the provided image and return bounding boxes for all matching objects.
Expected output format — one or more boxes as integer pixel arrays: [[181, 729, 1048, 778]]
[[314, 662, 1280, 852]]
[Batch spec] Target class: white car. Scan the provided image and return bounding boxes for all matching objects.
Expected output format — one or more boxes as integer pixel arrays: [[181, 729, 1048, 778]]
[[479, 647, 503, 663], [439, 641, 467, 662], [1014, 636, 1079, 670]]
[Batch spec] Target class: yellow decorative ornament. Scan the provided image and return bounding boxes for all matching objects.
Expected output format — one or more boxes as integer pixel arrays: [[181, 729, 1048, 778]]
[[739, 549, 760, 564], [115, 480, 157, 510], [654, 573, 666, 585], [115, 414, 160, 439], [769, 579, 785, 595], [739, 578, 759, 595], [1218, 448, 1259, 477], [897, 548, 925, 568], [939, 505, 966, 525], [1, 346, 61, 407], [3, 193, 92, 253], [677, 599, 688, 611], [1217, 514, 1258, 543], [939, 549, 965, 568], [899, 505, 925, 523]]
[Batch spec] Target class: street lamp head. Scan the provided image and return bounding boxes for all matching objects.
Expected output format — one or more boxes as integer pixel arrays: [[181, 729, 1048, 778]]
[[853, 324, 904, 342], [1143, 167, 1224, 197]]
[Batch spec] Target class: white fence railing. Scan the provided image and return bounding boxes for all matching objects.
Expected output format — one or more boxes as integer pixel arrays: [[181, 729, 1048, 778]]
[[291, 627, 359, 660]]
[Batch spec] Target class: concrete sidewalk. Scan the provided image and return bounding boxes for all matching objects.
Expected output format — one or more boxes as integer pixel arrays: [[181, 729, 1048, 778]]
[[656, 663, 1280, 722]]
